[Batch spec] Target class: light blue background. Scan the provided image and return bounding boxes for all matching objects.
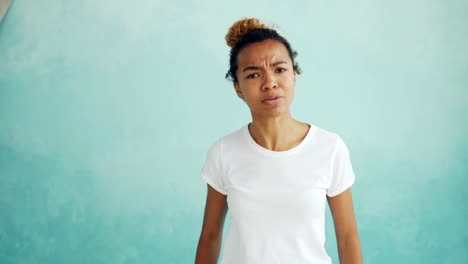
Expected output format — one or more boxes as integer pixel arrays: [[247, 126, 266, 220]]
[[1, 0, 467, 263]]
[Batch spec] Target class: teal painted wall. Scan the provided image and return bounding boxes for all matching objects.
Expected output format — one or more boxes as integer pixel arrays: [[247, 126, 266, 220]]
[[1, 0, 467, 263]]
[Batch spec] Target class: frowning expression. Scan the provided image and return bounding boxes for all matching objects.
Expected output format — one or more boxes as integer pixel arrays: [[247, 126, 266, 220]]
[[234, 39, 297, 118]]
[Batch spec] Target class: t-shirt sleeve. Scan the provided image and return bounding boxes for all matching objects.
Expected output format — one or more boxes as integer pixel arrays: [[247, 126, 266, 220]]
[[201, 140, 227, 195], [327, 135, 356, 197]]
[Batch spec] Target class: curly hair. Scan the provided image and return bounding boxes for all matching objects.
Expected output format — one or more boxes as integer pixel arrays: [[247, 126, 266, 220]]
[[225, 18, 302, 83]]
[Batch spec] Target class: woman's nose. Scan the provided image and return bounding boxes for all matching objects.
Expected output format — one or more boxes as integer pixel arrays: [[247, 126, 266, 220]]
[[262, 72, 278, 90]]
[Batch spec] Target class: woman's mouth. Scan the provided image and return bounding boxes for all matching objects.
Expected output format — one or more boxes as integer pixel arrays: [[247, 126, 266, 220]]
[[262, 97, 283, 105]]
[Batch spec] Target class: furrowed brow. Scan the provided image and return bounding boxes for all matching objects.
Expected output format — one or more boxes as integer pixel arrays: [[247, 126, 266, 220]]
[[242, 66, 260, 72], [242, 61, 288, 72], [271, 61, 287, 66]]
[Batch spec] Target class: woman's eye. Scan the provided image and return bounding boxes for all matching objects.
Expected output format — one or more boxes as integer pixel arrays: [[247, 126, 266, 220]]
[[246, 73, 259, 79], [276, 68, 286, 73]]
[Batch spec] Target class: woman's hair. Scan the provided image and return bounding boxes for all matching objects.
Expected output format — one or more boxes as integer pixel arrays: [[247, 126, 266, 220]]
[[225, 18, 302, 83]]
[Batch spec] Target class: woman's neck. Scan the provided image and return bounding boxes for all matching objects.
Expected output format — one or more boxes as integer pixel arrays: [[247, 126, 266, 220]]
[[248, 117, 309, 152]]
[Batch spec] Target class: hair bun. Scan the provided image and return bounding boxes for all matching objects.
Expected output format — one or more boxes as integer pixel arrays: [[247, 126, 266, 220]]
[[225, 18, 268, 48]]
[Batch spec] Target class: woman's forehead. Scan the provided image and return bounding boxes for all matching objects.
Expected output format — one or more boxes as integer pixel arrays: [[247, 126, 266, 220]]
[[238, 41, 290, 65]]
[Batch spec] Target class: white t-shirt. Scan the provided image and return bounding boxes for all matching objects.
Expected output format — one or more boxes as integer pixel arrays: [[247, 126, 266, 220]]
[[201, 122, 356, 264]]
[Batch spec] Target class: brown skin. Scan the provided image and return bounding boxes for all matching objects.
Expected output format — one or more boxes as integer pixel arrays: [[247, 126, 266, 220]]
[[195, 39, 362, 263], [195, 185, 228, 264], [328, 188, 363, 263]]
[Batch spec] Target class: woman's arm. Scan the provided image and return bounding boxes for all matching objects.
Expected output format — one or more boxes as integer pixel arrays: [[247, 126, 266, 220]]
[[327, 188, 363, 264], [195, 184, 228, 264]]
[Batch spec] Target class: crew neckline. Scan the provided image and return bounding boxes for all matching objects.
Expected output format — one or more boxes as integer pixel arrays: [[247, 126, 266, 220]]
[[242, 122, 316, 157]]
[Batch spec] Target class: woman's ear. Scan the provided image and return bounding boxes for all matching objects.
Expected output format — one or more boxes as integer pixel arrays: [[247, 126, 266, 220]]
[[233, 82, 244, 100]]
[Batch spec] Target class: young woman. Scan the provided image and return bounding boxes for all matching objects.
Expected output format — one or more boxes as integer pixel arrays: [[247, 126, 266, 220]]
[[195, 18, 362, 264]]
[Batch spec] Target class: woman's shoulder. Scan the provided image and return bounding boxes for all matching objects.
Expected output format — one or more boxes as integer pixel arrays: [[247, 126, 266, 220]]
[[310, 123, 353, 157], [205, 124, 247, 150], [309, 122, 340, 143]]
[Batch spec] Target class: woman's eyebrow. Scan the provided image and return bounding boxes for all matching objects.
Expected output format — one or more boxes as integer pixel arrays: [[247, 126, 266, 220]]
[[242, 61, 288, 72]]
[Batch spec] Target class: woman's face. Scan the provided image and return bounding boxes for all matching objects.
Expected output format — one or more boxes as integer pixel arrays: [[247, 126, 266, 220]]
[[234, 39, 296, 119]]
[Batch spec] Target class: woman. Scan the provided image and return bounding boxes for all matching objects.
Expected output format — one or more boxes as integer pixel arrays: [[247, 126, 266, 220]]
[[195, 18, 362, 264]]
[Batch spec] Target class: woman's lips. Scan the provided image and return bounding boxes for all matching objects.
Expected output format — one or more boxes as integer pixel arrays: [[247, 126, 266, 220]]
[[262, 97, 283, 105]]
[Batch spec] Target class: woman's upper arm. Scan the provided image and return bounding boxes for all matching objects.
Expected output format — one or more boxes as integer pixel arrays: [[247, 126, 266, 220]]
[[327, 188, 359, 239], [200, 184, 228, 240]]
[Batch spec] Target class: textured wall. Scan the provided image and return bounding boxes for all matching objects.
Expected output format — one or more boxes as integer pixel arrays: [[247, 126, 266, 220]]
[[1, 0, 467, 263]]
